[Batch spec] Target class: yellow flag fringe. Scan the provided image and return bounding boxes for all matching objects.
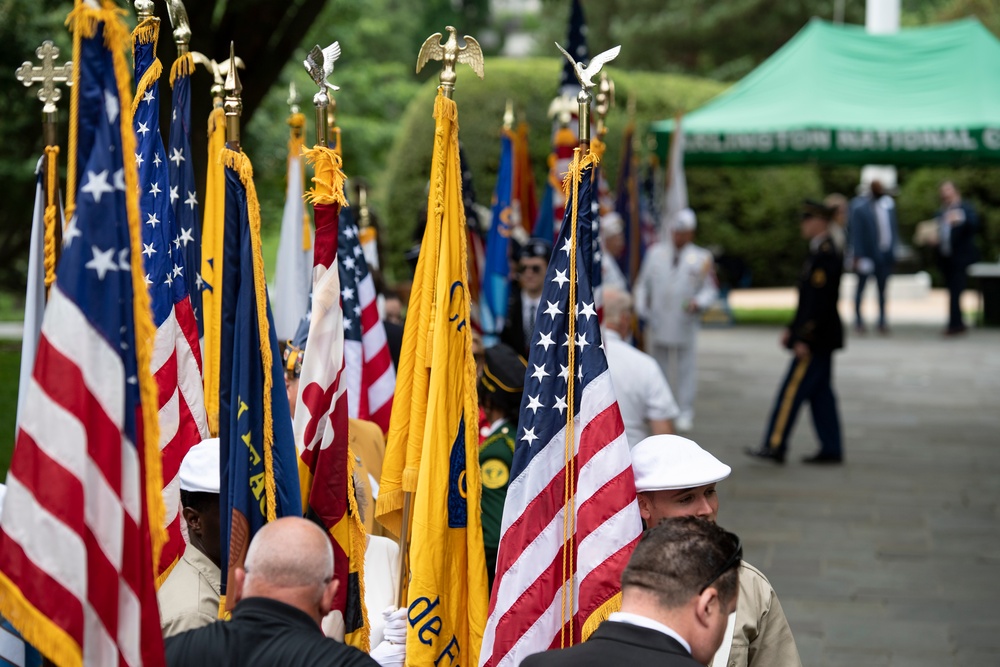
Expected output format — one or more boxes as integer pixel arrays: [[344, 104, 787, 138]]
[[203, 105, 226, 437], [219, 147, 279, 521], [302, 145, 348, 207], [169, 52, 193, 87]]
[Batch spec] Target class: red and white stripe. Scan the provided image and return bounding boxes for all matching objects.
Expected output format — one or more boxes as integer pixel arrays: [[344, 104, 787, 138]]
[[153, 295, 209, 577], [479, 370, 642, 667], [0, 285, 162, 666], [344, 268, 394, 432]]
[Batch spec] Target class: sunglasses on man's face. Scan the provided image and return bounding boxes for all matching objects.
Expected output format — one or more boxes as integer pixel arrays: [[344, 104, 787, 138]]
[[520, 264, 545, 274]]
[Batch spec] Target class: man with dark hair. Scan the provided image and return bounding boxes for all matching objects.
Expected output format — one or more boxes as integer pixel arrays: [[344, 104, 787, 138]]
[[478, 343, 527, 588], [633, 435, 801, 667], [848, 175, 899, 334], [158, 438, 223, 637], [521, 517, 741, 666], [501, 239, 552, 357], [934, 181, 980, 335], [166, 517, 379, 666]]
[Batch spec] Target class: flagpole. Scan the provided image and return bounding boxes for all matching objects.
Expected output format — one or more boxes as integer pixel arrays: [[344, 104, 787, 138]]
[[398, 25, 485, 608], [16, 40, 72, 292], [224, 42, 242, 151]]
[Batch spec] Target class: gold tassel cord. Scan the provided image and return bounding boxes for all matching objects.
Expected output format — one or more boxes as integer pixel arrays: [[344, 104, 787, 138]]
[[344, 453, 371, 652], [43, 145, 59, 291], [220, 148, 279, 521]]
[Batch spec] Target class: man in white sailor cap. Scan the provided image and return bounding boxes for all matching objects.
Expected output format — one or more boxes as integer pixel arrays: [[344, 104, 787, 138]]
[[158, 438, 223, 638], [599, 211, 628, 292], [634, 209, 718, 432], [631, 435, 802, 667]]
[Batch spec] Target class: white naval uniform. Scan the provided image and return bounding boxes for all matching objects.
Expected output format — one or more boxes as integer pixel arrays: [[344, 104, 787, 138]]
[[602, 329, 679, 447], [634, 241, 718, 424]]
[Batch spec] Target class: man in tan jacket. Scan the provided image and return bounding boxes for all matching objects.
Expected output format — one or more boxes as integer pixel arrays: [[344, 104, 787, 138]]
[[630, 435, 802, 667], [157, 438, 223, 637]]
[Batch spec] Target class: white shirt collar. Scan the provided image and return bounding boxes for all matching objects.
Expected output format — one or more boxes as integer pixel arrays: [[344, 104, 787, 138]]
[[608, 611, 692, 654]]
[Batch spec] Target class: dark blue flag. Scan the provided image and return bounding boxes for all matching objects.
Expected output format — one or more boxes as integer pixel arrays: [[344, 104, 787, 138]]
[[481, 129, 515, 344], [218, 152, 303, 611], [559, 0, 589, 96]]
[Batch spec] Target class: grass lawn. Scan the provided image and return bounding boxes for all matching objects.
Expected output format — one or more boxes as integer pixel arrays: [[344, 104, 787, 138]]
[[0, 343, 20, 480], [731, 307, 795, 326]]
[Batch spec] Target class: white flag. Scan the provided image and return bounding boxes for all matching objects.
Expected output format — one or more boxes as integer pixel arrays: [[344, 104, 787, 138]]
[[16, 157, 58, 432], [663, 114, 689, 234], [273, 148, 313, 340]]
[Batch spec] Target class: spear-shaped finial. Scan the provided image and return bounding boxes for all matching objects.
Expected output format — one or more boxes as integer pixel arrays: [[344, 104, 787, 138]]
[[416, 27, 485, 99], [503, 99, 514, 130], [288, 81, 300, 115], [224, 42, 242, 149]]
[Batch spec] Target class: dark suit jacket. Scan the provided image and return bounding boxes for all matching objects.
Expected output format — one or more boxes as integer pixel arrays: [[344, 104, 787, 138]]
[[789, 236, 844, 353], [848, 195, 898, 266], [519, 621, 703, 667], [500, 285, 529, 357], [936, 202, 980, 270]]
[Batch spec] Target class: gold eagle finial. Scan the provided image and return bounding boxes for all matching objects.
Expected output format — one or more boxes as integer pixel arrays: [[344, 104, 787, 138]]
[[416, 26, 484, 98]]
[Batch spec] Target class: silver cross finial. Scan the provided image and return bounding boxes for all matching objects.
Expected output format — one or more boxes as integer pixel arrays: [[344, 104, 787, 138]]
[[16, 41, 73, 115]]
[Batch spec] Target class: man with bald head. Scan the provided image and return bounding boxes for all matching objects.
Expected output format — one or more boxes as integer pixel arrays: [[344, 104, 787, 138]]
[[601, 286, 678, 446], [166, 517, 378, 666]]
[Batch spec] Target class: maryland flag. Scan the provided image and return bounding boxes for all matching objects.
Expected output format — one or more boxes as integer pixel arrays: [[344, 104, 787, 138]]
[[217, 146, 302, 611], [293, 144, 369, 649], [375, 91, 489, 666]]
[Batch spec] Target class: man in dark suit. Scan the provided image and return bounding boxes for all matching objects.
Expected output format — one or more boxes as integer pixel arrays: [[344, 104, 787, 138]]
[[848, 178, 898, 333], [500, 239, 551, 357], [934, 181, 980, 335], [520, 517, 741, 667], [747, 200, 844, 465]]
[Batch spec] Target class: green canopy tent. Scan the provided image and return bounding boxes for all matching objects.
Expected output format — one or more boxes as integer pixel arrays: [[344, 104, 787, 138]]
[[651, 18, 1000, 165]]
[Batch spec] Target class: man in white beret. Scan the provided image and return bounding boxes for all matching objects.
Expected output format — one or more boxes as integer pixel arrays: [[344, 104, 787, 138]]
[[158, 438, 223, 637], [634, 209, 718, 432], [631, 435, 801, 667]]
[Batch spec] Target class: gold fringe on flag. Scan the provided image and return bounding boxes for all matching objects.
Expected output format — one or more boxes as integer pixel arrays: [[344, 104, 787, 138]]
[[302, 145, 349, 208], [169, 51, 193, 87]]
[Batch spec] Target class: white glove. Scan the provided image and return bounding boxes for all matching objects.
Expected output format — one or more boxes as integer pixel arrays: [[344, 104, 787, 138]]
[[370, 640, 405, 667], [370, 607, 408, 667], [380, 606, 408, 645]]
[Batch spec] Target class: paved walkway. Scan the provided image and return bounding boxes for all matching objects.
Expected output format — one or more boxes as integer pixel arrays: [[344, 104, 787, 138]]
[[690, 325, 1000, 666]]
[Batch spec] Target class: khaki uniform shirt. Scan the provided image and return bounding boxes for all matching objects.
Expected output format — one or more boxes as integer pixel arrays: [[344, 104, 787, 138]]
[[713, 561, 802, 667], [157, 543, 221, 638]]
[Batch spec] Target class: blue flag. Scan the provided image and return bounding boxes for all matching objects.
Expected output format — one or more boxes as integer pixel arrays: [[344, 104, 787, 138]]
[[218, 152, 302, 610], [168, 57, 202, 334], [481, 130, 515, 345]]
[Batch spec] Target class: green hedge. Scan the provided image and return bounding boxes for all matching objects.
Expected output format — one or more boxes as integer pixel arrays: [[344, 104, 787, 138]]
[[378, 58, 726, 280]]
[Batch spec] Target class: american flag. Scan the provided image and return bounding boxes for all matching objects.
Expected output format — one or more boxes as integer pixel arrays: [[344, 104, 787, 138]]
[[480, 153, 642, 667], [133, 20, 208, 581], [0, 9, 165, 666], [167, 52, 203, 334], [339, 211, 395, 432]]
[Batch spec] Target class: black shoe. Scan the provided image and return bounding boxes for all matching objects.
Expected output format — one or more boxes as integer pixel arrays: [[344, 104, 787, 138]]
[[745, 447, 785, 464], [802, 453, 843, 464]]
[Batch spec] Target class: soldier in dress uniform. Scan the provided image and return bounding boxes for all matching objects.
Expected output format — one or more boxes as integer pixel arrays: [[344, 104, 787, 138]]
[[477, 343, 527, 589], [634, 208, 718, 432], [747, 200, 844, 465]]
